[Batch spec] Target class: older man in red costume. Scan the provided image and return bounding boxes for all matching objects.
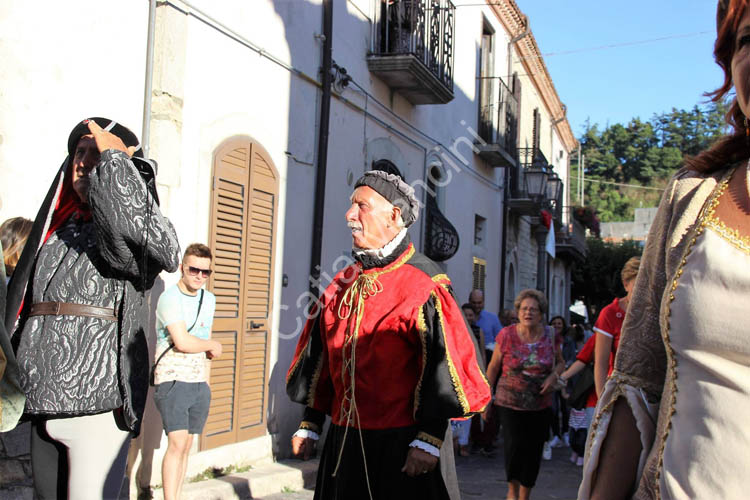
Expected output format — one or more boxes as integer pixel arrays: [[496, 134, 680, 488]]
[[287, 170, 490, 500]]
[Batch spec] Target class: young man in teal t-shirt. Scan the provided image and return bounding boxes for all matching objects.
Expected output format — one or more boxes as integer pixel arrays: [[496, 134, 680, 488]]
[[153, 243, 221, 500]]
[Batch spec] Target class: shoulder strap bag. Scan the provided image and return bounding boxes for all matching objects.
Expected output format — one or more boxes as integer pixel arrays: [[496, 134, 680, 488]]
[[149, 289, 204, 386]]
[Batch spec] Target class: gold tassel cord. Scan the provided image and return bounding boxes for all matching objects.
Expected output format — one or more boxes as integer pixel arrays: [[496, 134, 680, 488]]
[[331, 271, 381, 500], [337, 271, 383, 320]]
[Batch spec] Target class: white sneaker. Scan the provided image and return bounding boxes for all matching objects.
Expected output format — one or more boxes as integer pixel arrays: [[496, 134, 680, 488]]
[[570, 451, 578, 463], [549, 435, 563, 448], [563, 432, 570, 447], [542, 441, 552, 460], [576, 456, 584, 466]]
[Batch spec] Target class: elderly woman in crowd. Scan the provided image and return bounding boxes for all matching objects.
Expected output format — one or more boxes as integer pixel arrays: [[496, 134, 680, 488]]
[[580, 1, 750, 498], [484, 289, 564, 500]]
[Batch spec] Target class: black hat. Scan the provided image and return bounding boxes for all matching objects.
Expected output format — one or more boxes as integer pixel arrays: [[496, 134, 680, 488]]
[[67, 117, 143, 159], [353, 170, 419, 227]]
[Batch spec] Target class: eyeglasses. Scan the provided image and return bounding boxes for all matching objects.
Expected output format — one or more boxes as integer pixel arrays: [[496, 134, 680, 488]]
[[186, 265, 212, 278], [519, 307, 540, 313]]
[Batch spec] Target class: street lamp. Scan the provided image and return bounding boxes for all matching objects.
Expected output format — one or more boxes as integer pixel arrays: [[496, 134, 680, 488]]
[[524, 166, 548, 201], [545, 173, 562, 213]]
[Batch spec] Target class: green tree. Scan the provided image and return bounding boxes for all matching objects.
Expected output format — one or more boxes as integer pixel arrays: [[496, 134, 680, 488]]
[[571, 101, 730, 222], [571, 238, 643, 321]]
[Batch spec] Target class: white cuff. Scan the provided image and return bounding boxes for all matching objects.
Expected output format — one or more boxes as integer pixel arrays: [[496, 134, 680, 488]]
[[293, 429, 320, 441], [409, 439, 440, 457]]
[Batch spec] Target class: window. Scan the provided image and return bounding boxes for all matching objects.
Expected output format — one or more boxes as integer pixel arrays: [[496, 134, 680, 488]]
[[472, 257, 487, 294], [474, 214, 486, 246], [532, 108, 541, 154], [372, 158, 403, 178], [478, 20, 495, 143]]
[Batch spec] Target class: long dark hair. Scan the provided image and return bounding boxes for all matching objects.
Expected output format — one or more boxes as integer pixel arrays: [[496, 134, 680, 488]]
[[549, 315, 567, 334], [686, 0, 750, 172]]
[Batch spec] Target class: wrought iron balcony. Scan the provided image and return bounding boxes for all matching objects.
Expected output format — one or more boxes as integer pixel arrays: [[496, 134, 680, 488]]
[[424, 193, 459, 261], [518, 147, 549, 169], [476, 76, 519, 168], [368, 0, 455, 105], [555, 211, 587, 262], [508, 148, 551, 216]]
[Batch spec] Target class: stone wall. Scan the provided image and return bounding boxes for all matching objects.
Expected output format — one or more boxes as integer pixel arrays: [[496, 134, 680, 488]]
[[0, 423, 33, 500]]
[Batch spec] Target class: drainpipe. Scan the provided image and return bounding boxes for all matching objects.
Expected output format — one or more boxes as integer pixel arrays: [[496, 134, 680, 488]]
[[309, 0, 333, 295], [534, 226, 547, 293], [498, 166, 510, 312], [499, 17, 529, 313], [141, 0, 157, 157]]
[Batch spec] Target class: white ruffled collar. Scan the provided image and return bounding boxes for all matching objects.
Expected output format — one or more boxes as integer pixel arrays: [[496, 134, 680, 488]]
[[352, 228, 408, 261]]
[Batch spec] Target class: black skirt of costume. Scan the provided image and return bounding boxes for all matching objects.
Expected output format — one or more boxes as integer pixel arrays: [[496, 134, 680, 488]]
[[314, 424, 450, 500]]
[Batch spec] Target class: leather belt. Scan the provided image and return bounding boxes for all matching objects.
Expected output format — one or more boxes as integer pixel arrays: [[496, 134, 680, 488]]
[[29, 302, 118, 321]]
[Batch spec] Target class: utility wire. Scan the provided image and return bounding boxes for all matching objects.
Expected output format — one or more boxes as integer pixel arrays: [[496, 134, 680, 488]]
[[531, 31, 711, 59], [582, 177, 665, 191]]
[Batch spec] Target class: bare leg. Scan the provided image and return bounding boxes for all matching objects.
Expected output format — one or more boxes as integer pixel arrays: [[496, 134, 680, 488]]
[[591, 398, 641, 500], [519, 485, 532, 500], [507, 479, 520, 499], [176, 434, 195, 500], [162, 430, 191, 500]]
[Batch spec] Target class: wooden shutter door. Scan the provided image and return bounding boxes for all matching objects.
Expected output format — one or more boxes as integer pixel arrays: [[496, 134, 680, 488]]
[[237, 143, 277, 441], [201, 138, 278, 450]]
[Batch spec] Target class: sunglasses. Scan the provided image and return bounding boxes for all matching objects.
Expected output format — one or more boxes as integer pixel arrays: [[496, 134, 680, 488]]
[[186, 265, 212, 278]]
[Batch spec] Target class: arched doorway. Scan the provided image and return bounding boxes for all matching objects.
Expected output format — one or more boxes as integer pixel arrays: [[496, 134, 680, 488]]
[[201, 137, 279, 450]]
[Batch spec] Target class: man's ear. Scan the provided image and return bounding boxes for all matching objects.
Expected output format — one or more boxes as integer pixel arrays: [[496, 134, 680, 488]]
[[391, 205, 402, 225]]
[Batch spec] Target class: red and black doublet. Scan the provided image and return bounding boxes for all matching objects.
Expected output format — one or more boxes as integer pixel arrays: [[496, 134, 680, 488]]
[[287, 236, 490, 500]]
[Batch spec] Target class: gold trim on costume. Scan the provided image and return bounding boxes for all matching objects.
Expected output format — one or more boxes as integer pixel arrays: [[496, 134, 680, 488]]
[[413, 305, 428, 418], [306, 353, 325, 408], [433, 291, 471, 416], [705, 218, 750, 254], [416, 431, 443, 448], [651, 167, 734, 497], [286, 319, 315, 385], [299, 420, 321, 433], [431, 273, 451, 290], [703, 170, 750, 254]]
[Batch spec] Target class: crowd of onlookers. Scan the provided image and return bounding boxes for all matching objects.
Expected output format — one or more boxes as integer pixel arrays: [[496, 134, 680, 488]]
[[453, 259, 639, 500]]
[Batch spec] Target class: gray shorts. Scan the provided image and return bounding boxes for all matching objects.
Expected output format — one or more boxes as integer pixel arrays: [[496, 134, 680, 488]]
[[153, 381, 211, 434]]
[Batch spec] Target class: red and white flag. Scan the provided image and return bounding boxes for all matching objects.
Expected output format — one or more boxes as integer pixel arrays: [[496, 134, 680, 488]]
[[541, 210, 556, 258]]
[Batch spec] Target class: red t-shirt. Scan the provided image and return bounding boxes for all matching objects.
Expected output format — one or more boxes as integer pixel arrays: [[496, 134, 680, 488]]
[[576, 335, 598, 408], [593, 297, 626, 375]]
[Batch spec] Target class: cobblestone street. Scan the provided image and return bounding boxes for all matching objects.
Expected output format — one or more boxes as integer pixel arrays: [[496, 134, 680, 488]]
[[454, 443, 582, 500], [258, 441, 582, 500]]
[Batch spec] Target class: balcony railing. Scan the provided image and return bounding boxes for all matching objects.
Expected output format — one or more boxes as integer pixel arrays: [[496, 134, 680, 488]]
[[368, 0, 455, 104], [424, 193, 459, 261], [508, 148, 554, 216], [555, 209, 587, 261], [476, 76, 519, 168], [518, 147, 548, 169]]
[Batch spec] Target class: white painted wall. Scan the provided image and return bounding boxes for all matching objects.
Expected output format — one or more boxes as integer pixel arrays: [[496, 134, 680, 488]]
[[0, 0, 148, 221]]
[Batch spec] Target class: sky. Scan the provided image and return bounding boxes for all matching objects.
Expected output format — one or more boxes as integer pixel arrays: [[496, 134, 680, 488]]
[[513, 0, 723, 138]]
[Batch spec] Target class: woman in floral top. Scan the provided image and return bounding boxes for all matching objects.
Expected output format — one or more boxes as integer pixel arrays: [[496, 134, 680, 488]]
[[484, 289, 564, 500]]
